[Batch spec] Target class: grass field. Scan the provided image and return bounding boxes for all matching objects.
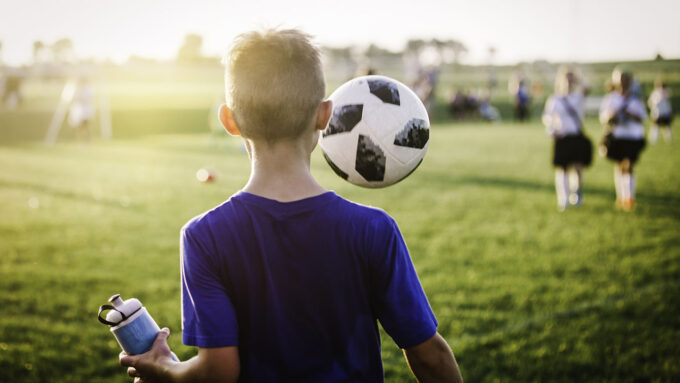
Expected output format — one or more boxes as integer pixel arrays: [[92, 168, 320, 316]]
[[1, 63, 680, 382], [1, 119, 679, 382]]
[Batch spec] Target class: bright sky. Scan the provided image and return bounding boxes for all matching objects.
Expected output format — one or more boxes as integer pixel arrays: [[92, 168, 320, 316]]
[[1, 0, 679, 65]]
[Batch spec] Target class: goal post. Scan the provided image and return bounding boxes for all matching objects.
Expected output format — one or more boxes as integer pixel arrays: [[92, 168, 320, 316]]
[[44, 78, 76, 146]]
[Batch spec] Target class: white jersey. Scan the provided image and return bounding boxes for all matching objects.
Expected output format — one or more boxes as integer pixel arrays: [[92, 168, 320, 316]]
[[543, 92, 584, 137], [599, 92, 646, 140], [648, 88, 672, 120]]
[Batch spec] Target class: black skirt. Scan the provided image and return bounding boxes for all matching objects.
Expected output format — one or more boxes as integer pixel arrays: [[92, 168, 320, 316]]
[[653, 115, 673, 126], [605, 137, 646, 163], [553, 134, 593, 167]]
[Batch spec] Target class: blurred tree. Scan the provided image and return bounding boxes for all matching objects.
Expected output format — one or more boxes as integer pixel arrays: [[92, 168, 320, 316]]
[[324, 46, 353, 60], [177, 34, 204, 63], [33, 40, 45, 63], [439, 39, 468, 65], [323, 46, 355, 66], [406, 39, 427, 55], [362, 44, 401, 74], [364, 44, 400, 60], [322, 46, 358, 80], [405, 38, 467, 66], [52, 38, 74, 63]]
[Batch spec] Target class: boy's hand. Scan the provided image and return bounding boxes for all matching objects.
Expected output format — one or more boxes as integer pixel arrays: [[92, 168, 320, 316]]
[[120, 328, 177, 383]]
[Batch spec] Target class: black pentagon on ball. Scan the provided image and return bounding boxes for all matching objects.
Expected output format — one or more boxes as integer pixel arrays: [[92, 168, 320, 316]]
[[355, 134, 386, 182], [323, 104, 363, 137], [367, 79, 400, 105], [394, 118, 429, 149], [322, 152, 348, 180]]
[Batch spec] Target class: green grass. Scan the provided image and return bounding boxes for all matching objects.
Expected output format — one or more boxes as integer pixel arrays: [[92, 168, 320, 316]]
[[1, 118, 679, 382], [1, 59, 679, 381]]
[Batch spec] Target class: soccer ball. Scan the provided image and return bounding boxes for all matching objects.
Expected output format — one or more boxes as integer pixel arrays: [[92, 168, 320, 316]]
[[319, 75, 430, 188], [196, 168, 216, 183]]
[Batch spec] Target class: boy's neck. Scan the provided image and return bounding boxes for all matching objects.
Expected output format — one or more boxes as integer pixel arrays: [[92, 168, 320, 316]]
[[242, 138, 327, 202]]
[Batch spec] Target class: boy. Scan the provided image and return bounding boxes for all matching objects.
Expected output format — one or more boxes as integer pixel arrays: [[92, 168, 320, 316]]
[[120, 29, 462, 383]]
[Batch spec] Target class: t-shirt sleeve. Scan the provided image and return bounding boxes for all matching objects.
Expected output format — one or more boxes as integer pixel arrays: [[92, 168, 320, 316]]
[[180, 223, 239, 347], [368, 214, 438, 349]]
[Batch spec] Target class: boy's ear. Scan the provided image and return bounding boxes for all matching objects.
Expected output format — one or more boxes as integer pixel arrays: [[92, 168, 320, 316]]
[[315, 100, 333, 131], [219, 104, 241, 136]]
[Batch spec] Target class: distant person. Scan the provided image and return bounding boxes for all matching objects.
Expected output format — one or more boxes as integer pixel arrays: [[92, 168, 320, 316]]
[[357, 67, 377, 76], [448, 89, 466, 119], [68, 78, 95, 142], [1, 70, 23, 109], [599, 67, 647, 211], [647, 79, 673, 143], [514, 79, 531, 122], [119, 28, 463, 383], [412, 68, 438, 117], [479, 96, 500, 122], [463, 89, 479, 117], [543, 67, 593, 211], [487, 68, 498, 94]]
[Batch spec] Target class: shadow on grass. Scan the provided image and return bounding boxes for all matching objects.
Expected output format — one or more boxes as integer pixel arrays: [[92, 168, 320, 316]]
[[457, 280, 680, 382], [427, 173, 680, 219]]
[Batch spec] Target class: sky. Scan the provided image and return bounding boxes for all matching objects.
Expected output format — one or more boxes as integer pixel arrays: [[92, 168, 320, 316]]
[[0, 0, 679, 65]]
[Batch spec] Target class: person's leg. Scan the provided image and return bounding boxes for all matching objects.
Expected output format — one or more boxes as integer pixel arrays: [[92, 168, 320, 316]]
[[614, 165, 623, 206], [649, 123, 659, 144], [619, 158, 634, 211], [662, 125, 672, 143], [79, 121, 90, 143], [568, 164, 583, 206], [555, 167, 569, 211]]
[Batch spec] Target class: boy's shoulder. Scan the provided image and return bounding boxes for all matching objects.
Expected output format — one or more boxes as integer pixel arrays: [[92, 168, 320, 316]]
[[182, 191, 396, 236]]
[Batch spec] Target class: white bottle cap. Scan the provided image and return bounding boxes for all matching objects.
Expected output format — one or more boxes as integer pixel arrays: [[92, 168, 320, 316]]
[[106, 294, 143, 324]]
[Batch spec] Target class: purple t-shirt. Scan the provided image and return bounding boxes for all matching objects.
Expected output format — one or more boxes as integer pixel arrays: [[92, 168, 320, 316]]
[[180, 191, 437, 382]]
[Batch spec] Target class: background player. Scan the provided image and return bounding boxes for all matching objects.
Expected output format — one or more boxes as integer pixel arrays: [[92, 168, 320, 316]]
[[599, 67, 647, 211], [543, 67, 592, 211], [647, 78, 673, 144]]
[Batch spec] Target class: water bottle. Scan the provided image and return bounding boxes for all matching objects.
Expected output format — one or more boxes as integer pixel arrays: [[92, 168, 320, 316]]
[[98, 294, 178, 360]]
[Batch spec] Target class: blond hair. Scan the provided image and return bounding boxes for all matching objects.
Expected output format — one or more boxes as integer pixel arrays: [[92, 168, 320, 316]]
[[224, 29, 325, 143], [554, 66, 577, 97]]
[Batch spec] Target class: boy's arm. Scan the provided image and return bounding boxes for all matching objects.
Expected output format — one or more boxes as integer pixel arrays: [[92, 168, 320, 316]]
[[403, 332, 463, 383], [120, 328, 239, 383]]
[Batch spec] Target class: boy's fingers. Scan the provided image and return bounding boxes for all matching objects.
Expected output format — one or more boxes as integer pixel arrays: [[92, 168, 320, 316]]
[[119, 352, 138, 367], [155, 328, 170, 344], [127, 367, 139, 378]]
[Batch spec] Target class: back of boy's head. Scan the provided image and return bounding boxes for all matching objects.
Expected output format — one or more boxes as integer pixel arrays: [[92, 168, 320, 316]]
[[224, 29, 325, 143]]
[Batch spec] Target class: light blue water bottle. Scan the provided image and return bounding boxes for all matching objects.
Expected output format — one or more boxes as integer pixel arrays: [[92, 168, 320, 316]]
[[98, 294, 178, 360]]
